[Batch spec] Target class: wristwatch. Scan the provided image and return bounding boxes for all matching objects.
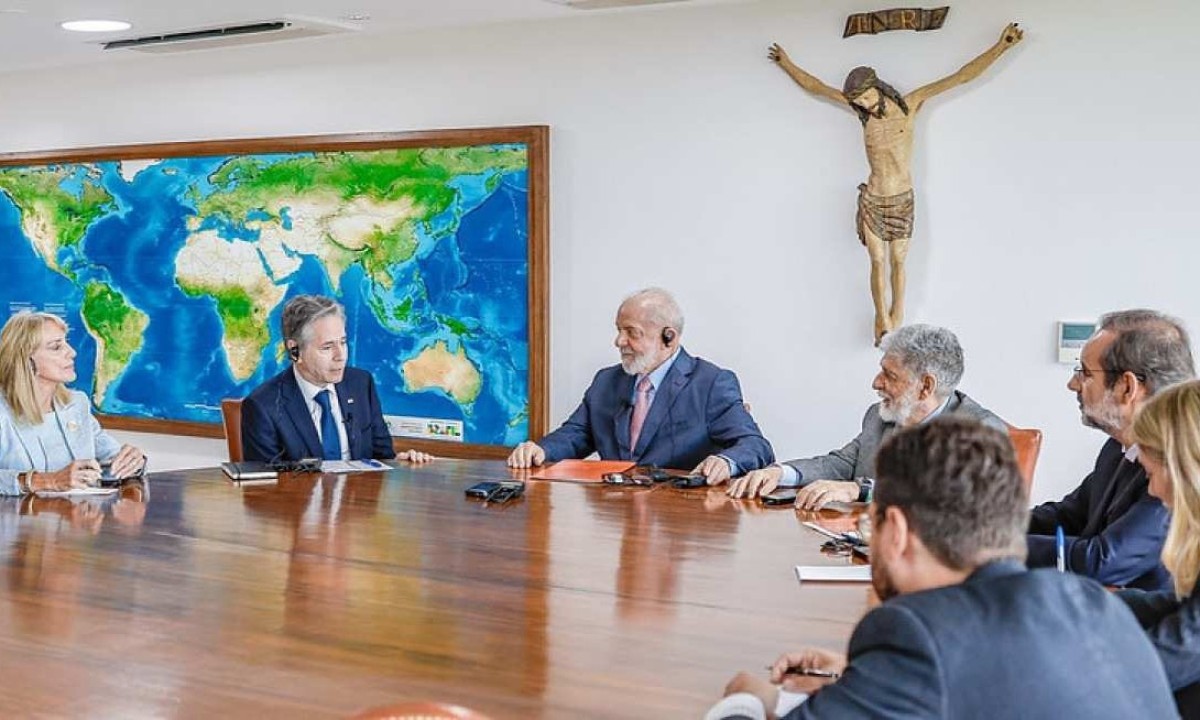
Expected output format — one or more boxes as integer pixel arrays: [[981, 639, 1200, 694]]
[[856, 477, 874, 503]]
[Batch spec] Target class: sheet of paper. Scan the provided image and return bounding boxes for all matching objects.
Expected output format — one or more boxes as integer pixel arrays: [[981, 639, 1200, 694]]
[[795, 564, 871, 583], [36, 486, 119, 498], [321, 459, 390, 473]]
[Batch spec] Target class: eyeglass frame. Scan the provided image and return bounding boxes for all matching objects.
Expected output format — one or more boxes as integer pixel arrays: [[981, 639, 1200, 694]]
[[1071, 364, 1146, 383]]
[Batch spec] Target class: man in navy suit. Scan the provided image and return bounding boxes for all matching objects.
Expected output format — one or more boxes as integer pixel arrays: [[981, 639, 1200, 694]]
[[708, 418, 1177, 720], [241, 295, 433, 464], [1027, 309, 1193, 591], [506, 288, 773, 484]]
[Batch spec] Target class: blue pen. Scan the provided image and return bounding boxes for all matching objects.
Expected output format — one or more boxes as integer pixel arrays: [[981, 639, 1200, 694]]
[[1056, 526, 1066, 572]]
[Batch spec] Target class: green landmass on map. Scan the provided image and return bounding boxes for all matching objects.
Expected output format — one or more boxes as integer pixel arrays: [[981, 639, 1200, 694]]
[[193, 147, 527, 290], [0, 167, 115, 277], [80, 281, 148, 402]]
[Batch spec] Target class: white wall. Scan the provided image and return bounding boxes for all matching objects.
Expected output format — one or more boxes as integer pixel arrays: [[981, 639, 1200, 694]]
[[1, 0, 1197, 502]]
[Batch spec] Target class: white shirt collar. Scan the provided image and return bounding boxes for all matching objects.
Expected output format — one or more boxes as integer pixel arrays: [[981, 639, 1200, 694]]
[[292, 365, 335, 404]]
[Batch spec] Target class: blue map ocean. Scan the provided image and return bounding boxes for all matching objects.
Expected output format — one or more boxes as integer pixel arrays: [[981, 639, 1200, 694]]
[[0, 147, 531, 446]]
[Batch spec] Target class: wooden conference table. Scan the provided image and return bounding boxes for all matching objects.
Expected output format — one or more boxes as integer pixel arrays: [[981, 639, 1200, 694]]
[[0, 461, 870, 719]]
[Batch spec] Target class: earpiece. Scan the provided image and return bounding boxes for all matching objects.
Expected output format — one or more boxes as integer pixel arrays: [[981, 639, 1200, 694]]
[[29, 358, 37, 375], [661, 328, 676, 346], [287, 343, 300, 361]]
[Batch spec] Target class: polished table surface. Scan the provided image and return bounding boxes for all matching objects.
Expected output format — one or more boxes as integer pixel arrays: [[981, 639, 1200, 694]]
[[0, 461, 870, 719]]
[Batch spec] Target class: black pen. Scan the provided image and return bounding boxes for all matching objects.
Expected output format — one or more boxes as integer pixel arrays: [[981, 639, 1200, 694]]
[[766, 666, 841, 679]]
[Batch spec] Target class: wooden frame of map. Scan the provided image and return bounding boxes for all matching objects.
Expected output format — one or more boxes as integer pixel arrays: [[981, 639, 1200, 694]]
[[0, 126, 549, 460]]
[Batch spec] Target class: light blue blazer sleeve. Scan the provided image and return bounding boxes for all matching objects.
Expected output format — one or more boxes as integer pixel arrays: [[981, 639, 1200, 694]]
[[0, 390, 122, 495]]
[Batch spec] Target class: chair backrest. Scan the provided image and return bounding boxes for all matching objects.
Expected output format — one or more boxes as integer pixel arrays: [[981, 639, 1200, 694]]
[[1006, 423, 1043, 494], [221, 398, 244, 462], [348, 702, 492, 720]]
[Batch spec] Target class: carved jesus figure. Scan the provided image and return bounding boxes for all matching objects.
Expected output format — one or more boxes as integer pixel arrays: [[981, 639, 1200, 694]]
[[769, 23, 1024, 345]]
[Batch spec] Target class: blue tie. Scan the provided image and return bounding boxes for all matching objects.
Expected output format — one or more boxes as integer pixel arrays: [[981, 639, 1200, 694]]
[[314, 389, 342, 460]]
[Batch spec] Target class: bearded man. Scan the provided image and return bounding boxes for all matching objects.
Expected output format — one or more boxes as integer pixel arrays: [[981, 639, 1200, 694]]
[[721, 324, 1005, 506], [1026, 310, 1194, 591], [506, 287, 774, 484]]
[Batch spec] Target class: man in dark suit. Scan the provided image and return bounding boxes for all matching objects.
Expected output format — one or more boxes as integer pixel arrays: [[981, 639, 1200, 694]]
[[709, 418, 1177, 720], [723, 324, 1005, 506], [241, 295, 433, 464], [1027, 309, 1193, 591], [506, 288, 773, 484]]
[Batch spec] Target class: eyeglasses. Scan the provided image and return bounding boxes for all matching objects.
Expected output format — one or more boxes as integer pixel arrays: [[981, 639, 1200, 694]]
[[1072, 365, 1146, 382]]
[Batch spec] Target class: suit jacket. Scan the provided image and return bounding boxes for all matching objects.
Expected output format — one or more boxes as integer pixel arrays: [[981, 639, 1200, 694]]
[[1028, 438, 1170, 591], [537, 349, 774, 472], [783, 391, 1005, 484], [241, 366, 396, 462], [785, 561, 1176, 720], [0, 390, 123, 495], [1121, 588, 1200, 718]]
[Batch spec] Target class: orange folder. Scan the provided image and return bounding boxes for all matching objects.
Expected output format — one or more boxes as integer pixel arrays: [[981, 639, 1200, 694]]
[[531, 460, 634, 483]]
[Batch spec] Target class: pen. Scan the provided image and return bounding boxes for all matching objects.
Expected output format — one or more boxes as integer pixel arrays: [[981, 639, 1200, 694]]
[[806, 523, 844, 540], [768, 666, 840, 679], [1056, 526, 1066, 572]]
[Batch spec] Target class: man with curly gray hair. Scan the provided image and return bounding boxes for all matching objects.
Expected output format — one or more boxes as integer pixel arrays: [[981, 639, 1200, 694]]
[[723, 324, 1005, 508]]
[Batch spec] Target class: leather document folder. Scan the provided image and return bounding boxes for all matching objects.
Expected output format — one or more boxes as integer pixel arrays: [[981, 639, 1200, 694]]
[[531, 460, 634, 483]]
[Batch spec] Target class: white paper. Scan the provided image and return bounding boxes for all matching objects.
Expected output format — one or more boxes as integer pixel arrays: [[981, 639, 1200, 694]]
[[795, 564, 872, 583], [320, 459, 390, 473], [775, 690, 811, 717], [36, 486, 119, 498]]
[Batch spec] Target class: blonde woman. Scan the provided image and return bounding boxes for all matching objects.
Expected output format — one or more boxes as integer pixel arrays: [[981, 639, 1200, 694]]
[[0, 311, 144, 494], [1123, 378, 1200, 717]]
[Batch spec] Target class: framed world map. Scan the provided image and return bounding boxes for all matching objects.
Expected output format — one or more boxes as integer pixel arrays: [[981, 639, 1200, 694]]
[[0, 126, 549, 459]]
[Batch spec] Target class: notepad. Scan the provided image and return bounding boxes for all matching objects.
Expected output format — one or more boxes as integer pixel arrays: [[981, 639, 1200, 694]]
[[35, 486, 119, 498], [795, 565, 872, 583]]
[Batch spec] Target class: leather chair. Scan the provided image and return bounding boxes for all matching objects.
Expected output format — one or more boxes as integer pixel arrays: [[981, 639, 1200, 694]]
[[220, 398, 244, 462], [348, 702, 492, 720], [1006, 423, 1043, 494]]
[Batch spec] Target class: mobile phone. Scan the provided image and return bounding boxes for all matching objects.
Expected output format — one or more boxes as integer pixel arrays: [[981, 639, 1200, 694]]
[[465, 481, 524, 502], [671, 474, 707, 489], [466, 481, 502, 498], [98, 462, 140, 487], [761, 489, 799, 506]]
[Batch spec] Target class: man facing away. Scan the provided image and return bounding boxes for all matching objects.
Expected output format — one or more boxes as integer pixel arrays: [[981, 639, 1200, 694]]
[[708, 417, 1177, 720], [1027, 309, 1194, 591], [241, 295, 433, 464], [722, 324, 1005, 508], [507, 288, 774, 484]]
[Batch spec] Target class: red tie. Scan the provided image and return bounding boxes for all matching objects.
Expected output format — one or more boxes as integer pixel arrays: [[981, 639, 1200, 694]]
[[629, 376, 653, 452]]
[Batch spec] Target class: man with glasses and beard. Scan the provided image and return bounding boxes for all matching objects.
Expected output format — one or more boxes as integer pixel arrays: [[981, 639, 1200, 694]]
[[1026, 310, 1194, 591], [505, 287, 773, 485], [722, 324, 1005, 507]]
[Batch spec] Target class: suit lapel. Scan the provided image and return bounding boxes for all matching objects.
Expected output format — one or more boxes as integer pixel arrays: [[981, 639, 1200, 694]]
[[281, 371, 322, 458], [335, 378, 358, 460], [613, 373, 636, 460], [633, 351, 693, 462]]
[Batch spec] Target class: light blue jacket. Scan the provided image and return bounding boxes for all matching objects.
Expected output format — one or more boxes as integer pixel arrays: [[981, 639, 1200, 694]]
[[0, 390, 121, 495]]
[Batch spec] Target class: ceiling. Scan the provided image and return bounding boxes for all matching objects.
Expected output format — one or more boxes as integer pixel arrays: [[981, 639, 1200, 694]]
[[0, 0, 747, 74]]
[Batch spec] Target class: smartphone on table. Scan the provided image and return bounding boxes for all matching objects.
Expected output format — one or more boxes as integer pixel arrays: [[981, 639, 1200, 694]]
[[761, 489, 799, 506]]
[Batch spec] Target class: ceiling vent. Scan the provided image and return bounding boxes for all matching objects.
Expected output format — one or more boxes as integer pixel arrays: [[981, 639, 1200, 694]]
[[102, 17, 356, 54], [545, 0, 693, 9]]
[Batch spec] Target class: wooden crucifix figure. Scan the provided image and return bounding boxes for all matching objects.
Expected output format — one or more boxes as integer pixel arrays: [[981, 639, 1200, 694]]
[[769, 23, 1024, 345]]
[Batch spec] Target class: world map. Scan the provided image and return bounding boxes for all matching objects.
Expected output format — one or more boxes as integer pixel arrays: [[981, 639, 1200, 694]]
[[0, 143, 533, 447]]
